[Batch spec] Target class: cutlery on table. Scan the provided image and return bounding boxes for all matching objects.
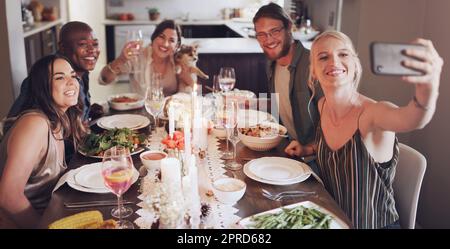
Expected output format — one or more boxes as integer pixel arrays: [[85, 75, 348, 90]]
[[64, 200, 134, 208], [261, 188, 316, 201]]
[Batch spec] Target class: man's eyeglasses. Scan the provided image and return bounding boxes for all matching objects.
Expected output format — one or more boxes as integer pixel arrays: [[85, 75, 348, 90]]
[[255, 26, 285, 41]]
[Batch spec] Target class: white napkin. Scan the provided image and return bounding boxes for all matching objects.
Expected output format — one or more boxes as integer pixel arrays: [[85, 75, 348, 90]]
[[52, 169, 74, 193]]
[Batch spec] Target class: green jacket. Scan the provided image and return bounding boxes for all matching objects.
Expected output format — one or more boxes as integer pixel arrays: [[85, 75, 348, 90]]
[[266, 40, 323, 145]]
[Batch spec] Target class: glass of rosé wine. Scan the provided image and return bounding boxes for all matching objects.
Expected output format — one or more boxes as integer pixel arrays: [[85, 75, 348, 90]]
[[102, 146, 135, 229]]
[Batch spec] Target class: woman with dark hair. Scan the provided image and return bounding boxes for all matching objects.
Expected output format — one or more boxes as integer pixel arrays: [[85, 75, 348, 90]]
[[100, 19, 184, 96], [0, 54, 86, 228]]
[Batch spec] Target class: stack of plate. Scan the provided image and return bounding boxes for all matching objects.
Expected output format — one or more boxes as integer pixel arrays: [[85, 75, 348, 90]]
[[67, 162, 139, 193], [97, 114, 150, 130], [243, 157, 311, 185]]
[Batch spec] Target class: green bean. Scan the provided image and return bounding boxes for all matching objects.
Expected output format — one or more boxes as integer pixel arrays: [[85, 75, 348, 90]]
[[249, 206, 332, 229]]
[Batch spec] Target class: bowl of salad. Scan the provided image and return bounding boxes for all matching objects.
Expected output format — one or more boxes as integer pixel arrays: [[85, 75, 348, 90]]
[[78, 128, 147, 158]]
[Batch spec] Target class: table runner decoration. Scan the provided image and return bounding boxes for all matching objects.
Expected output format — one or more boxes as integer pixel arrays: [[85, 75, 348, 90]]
[[135, 132, 241, 229]]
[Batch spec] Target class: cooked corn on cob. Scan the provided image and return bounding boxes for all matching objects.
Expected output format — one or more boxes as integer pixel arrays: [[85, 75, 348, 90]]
[[48, 210, 104, 229]]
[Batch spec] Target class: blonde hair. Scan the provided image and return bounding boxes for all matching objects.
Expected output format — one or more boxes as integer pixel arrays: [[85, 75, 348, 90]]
[[308, 30, 362, 91]]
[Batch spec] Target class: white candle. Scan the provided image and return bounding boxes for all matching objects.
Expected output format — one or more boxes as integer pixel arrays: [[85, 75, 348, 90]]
[[160, 158, 181, 190], [184, 113, 191, 157], [182, 175, 191, 206], [189, 155, 199, 201], [169, 105, 175, 139], [200, 118, 208, 150], [192, 113, 200, 150]]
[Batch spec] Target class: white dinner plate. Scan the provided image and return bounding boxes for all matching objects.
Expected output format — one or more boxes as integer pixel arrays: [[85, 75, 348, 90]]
[[243, 157, 311, 185], [248, 157, 305, 182], [74, 163, 107, 189], [238, 200, 349, 229], [67, 162, 139, 194], [97, 114, 150, 130]]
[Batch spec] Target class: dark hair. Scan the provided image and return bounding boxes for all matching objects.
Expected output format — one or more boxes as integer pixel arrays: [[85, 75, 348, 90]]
[[253, 2, 293, 29], [151, 19, 182, 49], [15, 54, 86, 146], [59, 21, 93, 47]]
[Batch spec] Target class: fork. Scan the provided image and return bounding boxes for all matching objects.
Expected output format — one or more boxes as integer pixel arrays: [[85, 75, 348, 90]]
[[261, 188, 316, 198], [262, 191, 316, 201]]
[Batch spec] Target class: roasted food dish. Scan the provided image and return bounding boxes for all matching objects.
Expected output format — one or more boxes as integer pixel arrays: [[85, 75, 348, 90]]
[[111, 96, 139, 103], [239, 123, 284, 138]]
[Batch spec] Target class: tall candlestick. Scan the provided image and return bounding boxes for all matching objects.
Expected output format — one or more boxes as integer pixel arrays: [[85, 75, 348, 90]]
[[189, 154, 201, 228], [184, 113, 191, 156], [189, 155, 199, 199], [160, 158, 181, 190], [169, 105, 175, 139]]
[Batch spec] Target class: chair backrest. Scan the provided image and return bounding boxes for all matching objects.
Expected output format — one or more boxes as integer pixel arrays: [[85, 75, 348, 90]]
[[393, 143, 427, 229]]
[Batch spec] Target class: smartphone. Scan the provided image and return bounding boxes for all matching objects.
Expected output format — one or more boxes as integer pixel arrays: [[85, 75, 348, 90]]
[[370, 42, 426, 76]]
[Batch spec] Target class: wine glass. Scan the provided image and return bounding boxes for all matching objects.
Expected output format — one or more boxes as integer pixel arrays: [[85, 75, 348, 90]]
[[212, 74, 220, 95], [101, 146, 135, 229], [227, 123, 242, 171], [215, 98, 238, 160], [126, 29, 143, 49], [218, 67, 236, 93], [145, 85, 165, 136], [126, 29, 143, 73]]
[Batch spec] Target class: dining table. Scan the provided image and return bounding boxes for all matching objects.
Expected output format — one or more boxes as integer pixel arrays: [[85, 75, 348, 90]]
[[37, 105, 353, 229]]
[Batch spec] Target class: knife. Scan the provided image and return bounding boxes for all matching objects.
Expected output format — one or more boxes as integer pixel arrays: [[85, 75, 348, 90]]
[[64, 200, 134, 208]]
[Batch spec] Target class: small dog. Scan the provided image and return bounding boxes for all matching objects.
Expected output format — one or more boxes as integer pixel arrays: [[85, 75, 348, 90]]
[[174, 44, 209, 93]]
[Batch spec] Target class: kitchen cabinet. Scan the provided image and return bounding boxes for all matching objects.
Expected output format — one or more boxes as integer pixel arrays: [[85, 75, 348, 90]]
[[181, 25, 242, 38], [24, 25, 59, 72], [197, 53, 269, 94]]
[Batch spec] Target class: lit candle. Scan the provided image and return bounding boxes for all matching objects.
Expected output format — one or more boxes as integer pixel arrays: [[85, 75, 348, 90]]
[[169, 105, 175, 139], [160, 158, 181, 190]]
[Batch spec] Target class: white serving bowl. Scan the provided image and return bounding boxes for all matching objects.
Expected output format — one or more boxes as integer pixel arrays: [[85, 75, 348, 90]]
[[238, 123, 287, 152], [140, 150, 168, 171], [108, 93, 144, 111], [212, 178, 246, 205]]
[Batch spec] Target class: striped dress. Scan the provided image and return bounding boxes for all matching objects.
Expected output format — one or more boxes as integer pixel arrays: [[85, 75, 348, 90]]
[[315, 115, 399, 229]]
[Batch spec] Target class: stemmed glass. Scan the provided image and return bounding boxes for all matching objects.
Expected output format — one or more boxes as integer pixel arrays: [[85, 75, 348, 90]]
[[144, 84, 165, 137], [218, 67, 236, 93], [227, 118, 242, 171], [216, 98, 238, 160], [222, 99, 241, 170], [126, 29, 143, 73], [101, 146, 135, 229]]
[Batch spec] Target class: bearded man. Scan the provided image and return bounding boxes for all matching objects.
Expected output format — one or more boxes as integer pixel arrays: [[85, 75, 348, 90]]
[[253, 3, 322, 159]]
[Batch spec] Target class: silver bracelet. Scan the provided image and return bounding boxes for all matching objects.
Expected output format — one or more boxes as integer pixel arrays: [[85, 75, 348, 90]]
[[412, 95, 429, 111]]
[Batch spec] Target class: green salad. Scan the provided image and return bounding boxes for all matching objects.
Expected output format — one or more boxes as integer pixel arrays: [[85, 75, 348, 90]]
[[79, 128, 147, 157], [248, 205, 332, 229]]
